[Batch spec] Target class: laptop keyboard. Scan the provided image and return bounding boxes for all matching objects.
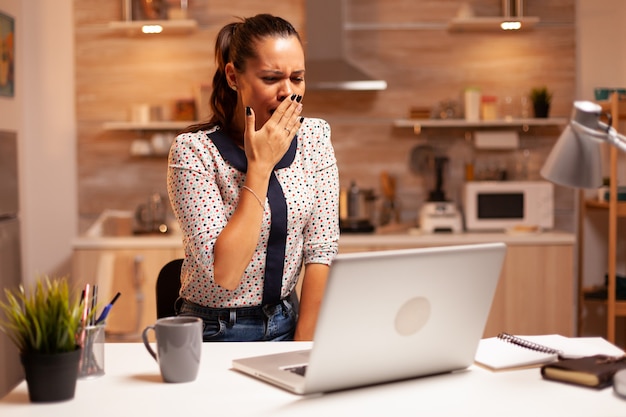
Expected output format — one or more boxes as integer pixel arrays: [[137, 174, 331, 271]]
[[285, 365, 307, 376]]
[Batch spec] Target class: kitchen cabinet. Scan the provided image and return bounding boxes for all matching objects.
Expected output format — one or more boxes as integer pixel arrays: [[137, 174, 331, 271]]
[[72, 245, 184, 341], [72, 230, 574, 341], [339, 232, 575, 338], [578, 92, 626, 345]]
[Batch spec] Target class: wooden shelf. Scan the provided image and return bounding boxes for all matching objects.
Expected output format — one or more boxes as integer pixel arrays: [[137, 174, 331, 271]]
[[448, 16, 540, 32], [578, 92, 626, 346], [103, 121, 197, 131], [585, 199, 626, 217], [107, 20, 198, 36], [582, 286, 626, 316], [394, 117, 567, 134]]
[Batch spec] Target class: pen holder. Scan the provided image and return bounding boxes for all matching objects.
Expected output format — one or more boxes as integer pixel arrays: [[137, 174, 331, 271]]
[[78, 323, 106, 379]]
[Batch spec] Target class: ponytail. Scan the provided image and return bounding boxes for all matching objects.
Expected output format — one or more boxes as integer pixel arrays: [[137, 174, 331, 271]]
[[180, 14, 301, 135]]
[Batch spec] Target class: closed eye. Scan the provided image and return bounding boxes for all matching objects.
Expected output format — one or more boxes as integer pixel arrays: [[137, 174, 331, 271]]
[[259, 70, 305, 84]]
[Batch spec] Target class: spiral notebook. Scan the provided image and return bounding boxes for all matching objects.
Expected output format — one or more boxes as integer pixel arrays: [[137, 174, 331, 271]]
[[475, 333, 625, 371]]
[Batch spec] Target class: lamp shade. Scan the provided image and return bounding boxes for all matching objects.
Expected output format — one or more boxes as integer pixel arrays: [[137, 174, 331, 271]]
[[540, 101, 606, 189]]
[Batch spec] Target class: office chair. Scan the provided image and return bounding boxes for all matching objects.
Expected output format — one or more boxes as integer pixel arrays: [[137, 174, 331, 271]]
[[156, 258, 184, 318]]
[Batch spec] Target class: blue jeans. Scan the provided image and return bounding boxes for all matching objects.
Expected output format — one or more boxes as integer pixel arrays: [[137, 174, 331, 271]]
[[177, 293, 298, 342]]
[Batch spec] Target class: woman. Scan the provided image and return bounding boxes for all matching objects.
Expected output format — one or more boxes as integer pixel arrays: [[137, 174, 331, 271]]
[[167, 14, 340, 341]]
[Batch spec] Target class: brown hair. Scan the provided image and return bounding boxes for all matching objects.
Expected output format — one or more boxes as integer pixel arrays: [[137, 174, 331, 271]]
[[180, 14, 301, 134]]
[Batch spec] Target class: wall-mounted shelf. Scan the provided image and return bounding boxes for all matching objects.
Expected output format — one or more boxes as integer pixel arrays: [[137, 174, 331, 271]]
[[103, 121, 197, 131], [585, 199, 626, 217], [394, 117, 567, 134], [107, 19, 198, 36], [448, 17, 540, 32]]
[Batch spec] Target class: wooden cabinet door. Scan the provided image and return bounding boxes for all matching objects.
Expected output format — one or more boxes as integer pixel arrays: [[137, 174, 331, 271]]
[[482, 245, 574, 338], [339, 243, 575, 338]]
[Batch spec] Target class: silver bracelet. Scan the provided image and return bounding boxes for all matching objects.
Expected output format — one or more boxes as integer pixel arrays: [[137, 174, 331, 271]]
[[241, 186, 265, 210]]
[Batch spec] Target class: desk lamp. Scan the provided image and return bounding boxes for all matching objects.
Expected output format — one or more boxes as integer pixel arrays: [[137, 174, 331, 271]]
[[541, 101, 626, 398], [540, 100, 626, 188]]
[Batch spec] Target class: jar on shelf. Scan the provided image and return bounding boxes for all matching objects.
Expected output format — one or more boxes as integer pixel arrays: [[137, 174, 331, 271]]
[[464, 87, 481, 121], [481, 95, 498, 120]]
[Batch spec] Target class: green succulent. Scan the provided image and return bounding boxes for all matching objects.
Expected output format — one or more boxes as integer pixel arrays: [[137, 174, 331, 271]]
[[529, 86, 553, 105], [0, 276, 84, 354]]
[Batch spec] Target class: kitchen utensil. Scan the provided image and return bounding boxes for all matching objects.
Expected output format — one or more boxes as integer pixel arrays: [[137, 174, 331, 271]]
[[150, 133, 174, 156], [379, 171, 399, 225], [339, 181, 375, 233], [380, 171, 396, 201], [135, 193, 168, 234], [130, 139, 152, 157]]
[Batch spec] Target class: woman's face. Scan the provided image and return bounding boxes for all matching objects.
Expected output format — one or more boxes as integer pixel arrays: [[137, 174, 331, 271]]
[[231, 35, 306, 130]]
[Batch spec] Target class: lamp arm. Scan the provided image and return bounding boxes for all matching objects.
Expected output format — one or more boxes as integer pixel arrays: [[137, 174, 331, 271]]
[[570, 120, 626, 153], [605, 127, 626, 154]]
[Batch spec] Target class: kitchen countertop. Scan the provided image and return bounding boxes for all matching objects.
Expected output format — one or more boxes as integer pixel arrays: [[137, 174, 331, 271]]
[[339, 228, 575, 247], [72, 233, 185, 250], [72, 227, 575, 250]]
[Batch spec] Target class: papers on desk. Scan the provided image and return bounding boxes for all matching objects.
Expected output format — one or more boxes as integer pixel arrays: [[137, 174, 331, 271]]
[[474, 334, 625, 371]]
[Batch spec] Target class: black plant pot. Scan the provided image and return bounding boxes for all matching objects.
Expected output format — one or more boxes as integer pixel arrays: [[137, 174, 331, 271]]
[[21, 348, 81, 403], [533, 102, 550, 118]]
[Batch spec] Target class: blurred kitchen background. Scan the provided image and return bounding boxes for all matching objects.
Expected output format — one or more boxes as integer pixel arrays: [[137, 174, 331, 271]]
[[2, 0, 626, 397], [2, 0, 624, 320], [76, 0, 576, 233]]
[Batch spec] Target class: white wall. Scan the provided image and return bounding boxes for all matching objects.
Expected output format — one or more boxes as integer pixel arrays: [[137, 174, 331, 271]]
[[0, 0, 76, 397], [0, 0, 77, 284], [576, 0, 626, 290], [577, 0, 626, 100], [0, 0, 22, 399]]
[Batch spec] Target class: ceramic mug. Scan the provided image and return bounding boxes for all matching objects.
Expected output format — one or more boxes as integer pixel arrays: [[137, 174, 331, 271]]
[[142, 316, 203, 383]]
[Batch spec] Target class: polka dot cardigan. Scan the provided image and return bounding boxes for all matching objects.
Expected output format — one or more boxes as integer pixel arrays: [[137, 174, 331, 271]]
[[167, 117, 340, 308]]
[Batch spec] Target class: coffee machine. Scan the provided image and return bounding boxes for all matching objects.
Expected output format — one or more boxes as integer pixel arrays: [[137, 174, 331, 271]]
[[419, 156, 462, 233]]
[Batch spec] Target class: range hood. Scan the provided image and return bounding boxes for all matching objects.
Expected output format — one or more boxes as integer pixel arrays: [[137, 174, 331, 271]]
[[304, 0, 387, 91]]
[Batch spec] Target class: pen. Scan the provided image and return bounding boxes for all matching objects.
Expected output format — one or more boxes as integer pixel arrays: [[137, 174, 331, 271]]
[[95, 292, 121, 325], [79, 283, 90, 346], [89, 284, 98, 326]]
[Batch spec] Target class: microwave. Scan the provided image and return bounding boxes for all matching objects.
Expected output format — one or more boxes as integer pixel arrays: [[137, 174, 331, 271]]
[[463, 181, 554, 231]]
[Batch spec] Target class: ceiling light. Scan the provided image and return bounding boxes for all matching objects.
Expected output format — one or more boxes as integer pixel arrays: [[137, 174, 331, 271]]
[[141, 25, 163, 34], [500, 21, 522, 30]]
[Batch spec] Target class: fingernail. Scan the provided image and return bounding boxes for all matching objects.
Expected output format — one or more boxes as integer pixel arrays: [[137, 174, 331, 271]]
[[299, 117, 304, 123], [296, 95, 303, 103], [246, 106, 251, 116], [290, 94, 297, 101]]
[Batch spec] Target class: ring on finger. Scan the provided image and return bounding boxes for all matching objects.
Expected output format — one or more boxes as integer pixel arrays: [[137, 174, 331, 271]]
[[284, 127, 290, 133]]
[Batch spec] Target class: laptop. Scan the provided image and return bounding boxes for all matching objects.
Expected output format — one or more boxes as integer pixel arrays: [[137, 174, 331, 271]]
[[232, 242, 506, 394]]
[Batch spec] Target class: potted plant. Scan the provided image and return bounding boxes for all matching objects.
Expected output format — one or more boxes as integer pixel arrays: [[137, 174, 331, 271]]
[[529, 86, 553, 118], [0, 276, 85, 402]]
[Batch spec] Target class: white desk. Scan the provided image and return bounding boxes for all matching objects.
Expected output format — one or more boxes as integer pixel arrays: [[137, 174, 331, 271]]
[[1, 342, 625, 417]]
